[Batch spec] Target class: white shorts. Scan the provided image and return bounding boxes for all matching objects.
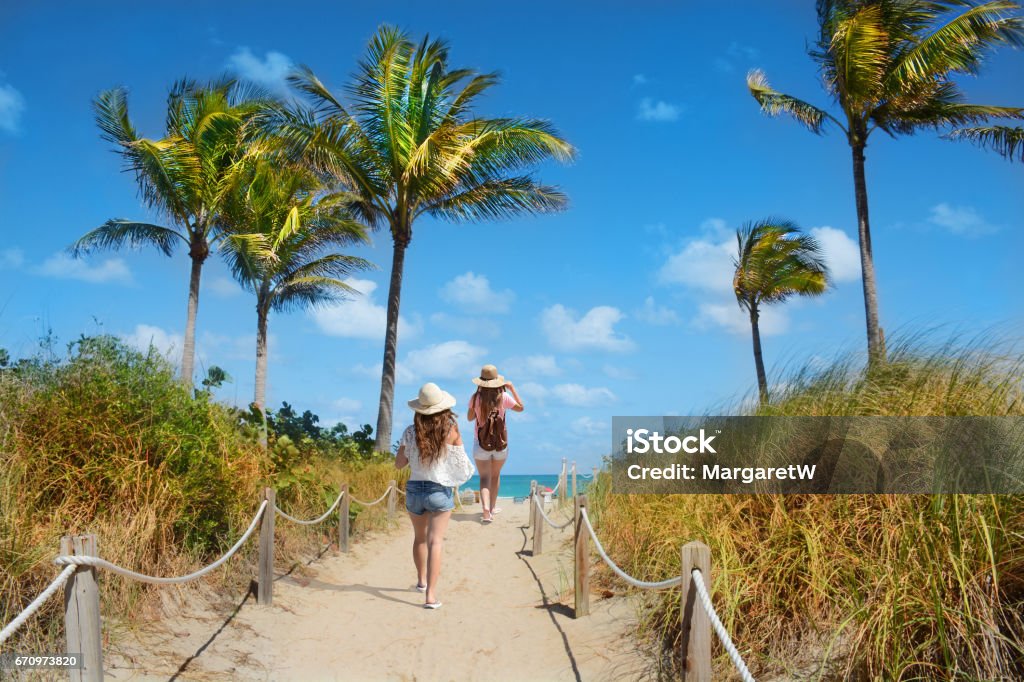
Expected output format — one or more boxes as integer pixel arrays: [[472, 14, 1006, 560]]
[[473, 440, 509, 461]]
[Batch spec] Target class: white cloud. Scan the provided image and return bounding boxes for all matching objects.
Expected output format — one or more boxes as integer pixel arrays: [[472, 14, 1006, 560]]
[[632, 74, 648, 86], [551, 383, 616, 407], [226, 48, 293, 95], [0, 82, 25, 134], [571, 416, 608, 437], [810, 226, 861, 283], [352, 361, 416, 385], [207, 276, 243, 298], [0, 248, 24, 270], [540, 304, 634, 353], [517, 381, 549, 408], [502, 354, 562, 378], [200, 330, 277, 362], [694, 302, 789, 337], [635, 296, 680, 325], [35, 253, 132, 284], [333, 397, 362, 413], [355, 339, 487, 386], [602, 364, 637, 381], [121, 324, 184, 363], [715, 42, 760, 73], [658, 236, 735, 295], [439, 271, 514, 313], [404, 340, 488, 382], [311, 277, 419, 340], [637, 97, 681, 123], [928, 203, 999, 237]]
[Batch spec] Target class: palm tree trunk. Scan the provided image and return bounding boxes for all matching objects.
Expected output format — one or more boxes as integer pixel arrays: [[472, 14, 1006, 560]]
[[851, 141, 883, 364], [254, 300, 270, 411], [374, 234, 408, 452], [749, 305, 768, 403], [254, 293, 270, 450], [180, 252, 204, 388]]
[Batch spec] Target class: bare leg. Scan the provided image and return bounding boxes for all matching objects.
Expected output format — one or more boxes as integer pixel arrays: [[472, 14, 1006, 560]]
[[489, 457, 507, 513], [409, 511, 428, 587], [476, 459, 492, 520], [425, 510, 452, 604]]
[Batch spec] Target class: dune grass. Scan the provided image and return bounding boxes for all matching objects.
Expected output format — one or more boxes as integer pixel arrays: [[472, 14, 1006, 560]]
[[0, 336, 402, 655], [589, 333, 1024, 680]]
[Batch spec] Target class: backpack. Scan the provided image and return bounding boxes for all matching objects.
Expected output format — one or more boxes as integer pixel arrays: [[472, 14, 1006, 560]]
[[476, 395, 508, 452]]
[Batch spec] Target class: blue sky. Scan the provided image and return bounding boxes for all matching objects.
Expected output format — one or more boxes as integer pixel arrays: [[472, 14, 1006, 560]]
[[1, 2, 1022, 474]]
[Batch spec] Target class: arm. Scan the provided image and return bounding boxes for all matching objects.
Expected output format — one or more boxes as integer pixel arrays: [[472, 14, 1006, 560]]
[[467, 391, 477, 422], [505, 382, 525, 412], [395, 444, 408, 470], [447, 420, 464, 447]]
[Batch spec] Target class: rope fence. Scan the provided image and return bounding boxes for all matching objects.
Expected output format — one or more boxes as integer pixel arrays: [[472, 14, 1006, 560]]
[[530, 468, 756, 682], [0, 481, 398, 682]]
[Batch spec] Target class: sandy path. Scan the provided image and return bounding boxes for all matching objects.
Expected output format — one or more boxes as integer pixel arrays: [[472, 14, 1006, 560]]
[[107, 501, 650, 681]]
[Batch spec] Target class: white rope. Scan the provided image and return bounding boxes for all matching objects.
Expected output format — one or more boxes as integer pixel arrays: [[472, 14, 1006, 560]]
[[53, 501, 268, 585], [0, 565, 76, 645], [349, 485, 393, 507], [691, 568, 756, 682], [534, 497, 573, 530], [579, 509, 682, 590], [275, 490, 345, 526]]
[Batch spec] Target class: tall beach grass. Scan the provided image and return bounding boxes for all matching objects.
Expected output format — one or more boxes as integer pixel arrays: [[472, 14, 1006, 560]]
[[589, 332, 1024, 680], [0, 336, 402, 656]]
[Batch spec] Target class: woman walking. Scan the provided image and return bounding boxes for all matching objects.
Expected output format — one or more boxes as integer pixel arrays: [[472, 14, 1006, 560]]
[[467, 364, 524, 524], [395, 382, 471, 609]]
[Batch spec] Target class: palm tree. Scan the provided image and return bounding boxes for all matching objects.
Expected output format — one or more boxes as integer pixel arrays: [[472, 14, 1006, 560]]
[[747, 0, 1023, 363], [948, 125, 1024, 161], [282, 26, 576, 450], [221, 160, 374, 414], [734, 220, 829, 402], [72, 78, 275, 386]]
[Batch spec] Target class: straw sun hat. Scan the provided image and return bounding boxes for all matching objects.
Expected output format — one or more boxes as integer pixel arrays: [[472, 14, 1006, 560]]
[[472, 364, 507, 388], [408, 382, 457, 415]]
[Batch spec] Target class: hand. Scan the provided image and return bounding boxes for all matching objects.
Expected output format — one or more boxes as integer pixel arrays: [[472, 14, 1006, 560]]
[[504, 381, 514, 391]]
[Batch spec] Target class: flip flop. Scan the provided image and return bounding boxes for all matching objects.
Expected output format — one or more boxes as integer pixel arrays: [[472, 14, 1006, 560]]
[[424, 602, 443, 609], [492, 507, 502, 514], [415, 583, 427, 592], [481, 515, 493, 524]]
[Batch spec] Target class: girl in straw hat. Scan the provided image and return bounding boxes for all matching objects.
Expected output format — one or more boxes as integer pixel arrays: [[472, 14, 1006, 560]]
[[395, 382, 467, 608], [467, 364, 524, 523]]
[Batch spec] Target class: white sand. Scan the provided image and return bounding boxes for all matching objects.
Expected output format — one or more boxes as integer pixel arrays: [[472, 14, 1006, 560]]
[[106, 502, 652, 681]]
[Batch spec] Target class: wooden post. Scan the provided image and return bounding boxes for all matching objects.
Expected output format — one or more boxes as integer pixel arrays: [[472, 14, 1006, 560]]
[[680, 541, 712, 682], [571, 461, 578, 500], [527, 480, 537, 529], [532, 494, 544, 556], [338, 484, 350, 553], [592, 466, 598, 481], [574, 495, 590, 618], [387, 480, 397, 519], [560, 458, 568, 506], [258, 487, 275, 606], [63, 534, 103, 682]]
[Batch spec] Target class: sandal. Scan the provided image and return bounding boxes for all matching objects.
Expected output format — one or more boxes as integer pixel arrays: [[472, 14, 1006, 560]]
[[415, 583, 427, 592], [481, 513, 493, 524], [424, 602, 443, 609]]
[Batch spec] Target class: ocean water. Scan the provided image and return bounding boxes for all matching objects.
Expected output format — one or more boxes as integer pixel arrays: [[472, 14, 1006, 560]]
[[459, 474, 594, 499]]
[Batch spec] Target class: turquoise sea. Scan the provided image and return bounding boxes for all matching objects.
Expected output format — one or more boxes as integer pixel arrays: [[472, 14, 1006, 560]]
[[459, 474, 594, 498]]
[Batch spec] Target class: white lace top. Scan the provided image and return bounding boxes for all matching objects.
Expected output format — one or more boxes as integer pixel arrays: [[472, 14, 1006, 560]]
[[400, 425, 469, 485]]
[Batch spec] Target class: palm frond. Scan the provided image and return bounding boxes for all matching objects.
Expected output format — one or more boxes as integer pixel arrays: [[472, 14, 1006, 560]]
[[747, 70, 841, 134], [422, 176, 568, 222], [70, 220, 185, 257], [946, 125, 1024, 161]]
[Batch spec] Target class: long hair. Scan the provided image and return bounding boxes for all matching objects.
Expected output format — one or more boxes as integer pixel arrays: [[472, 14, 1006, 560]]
[[476, 386, 505, 419], [414, 409, 455, 465]]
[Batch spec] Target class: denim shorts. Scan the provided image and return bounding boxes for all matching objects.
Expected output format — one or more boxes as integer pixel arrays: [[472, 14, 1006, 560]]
[[405, 480, 455, 515]]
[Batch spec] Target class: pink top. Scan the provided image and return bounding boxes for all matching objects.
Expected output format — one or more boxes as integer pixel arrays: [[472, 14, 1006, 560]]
[[470, 391, 518, 426]]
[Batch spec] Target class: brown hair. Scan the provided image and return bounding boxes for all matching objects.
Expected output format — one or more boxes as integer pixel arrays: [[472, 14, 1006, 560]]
[[475, 386, 505, 420], [414, 409, 455, 465]]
